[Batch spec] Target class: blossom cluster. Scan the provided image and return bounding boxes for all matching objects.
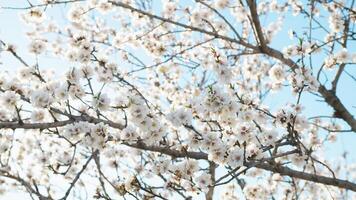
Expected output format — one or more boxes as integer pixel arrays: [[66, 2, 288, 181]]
[[0, 0, 354, 199]]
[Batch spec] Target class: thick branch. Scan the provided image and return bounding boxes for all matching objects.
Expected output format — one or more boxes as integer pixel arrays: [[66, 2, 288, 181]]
[[0, 120, 74, 130], [206, 162, 216, 200], [318, 86, 356, 131], [0, 113, 124, 130], [123, 141, 207, 160], [331, 63, 346, 92], [248, 161, 356, 192], [247, 0, 267, 47], [126, 142, 356, 192]]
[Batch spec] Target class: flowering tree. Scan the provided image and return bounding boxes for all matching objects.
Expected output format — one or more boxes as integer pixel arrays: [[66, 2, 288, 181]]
[[0, 0, 355, 199]]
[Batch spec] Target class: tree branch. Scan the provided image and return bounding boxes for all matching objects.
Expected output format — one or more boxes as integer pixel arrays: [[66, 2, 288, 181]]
[[125, 142, 356, 192], [60, 150, 97, 200], [0, 169, 51, 200], [247, 0, 267, 48], [0, 113, 124, 130], [109, 1, 256, 50], [206, 161, 216, 200]]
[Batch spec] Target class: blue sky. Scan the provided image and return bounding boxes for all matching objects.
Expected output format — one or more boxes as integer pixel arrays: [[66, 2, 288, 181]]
[[0, 0, 355, 199]]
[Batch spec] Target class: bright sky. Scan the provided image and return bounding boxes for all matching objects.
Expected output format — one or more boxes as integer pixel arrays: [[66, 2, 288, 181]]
[[0, 0, 355, 199]]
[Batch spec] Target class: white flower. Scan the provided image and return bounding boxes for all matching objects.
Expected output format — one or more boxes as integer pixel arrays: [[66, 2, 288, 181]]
[[246, 143, 263, 158], [63, 121, 92, 139], [92, 122, 108, 137], [335, 48, 349, 63], [329, 13, 344, 33], [0, 134, 12, 153], [163, 1, 177, 16], [95, 66, 114, 83], [306, 76, 319, 92], [54, 84, 68, 101], [82, 134, 105, 149], [233, 5, 247, 22], [291, 154, 307, 167], [235, 123, 252, 142], [28, 40, 46, 54], [31, 90, 53, 108], [208, 147, 226, 165], [66, 49, 78, 62], [294, 116, 310, 131], [194, 173, 212, 193], [200, 132, 218, 151], [22, 8, 45, 24], [113, 95, 129, 107], [324, 55, 337, 69], [97, 0, 113, 13], [244, 184, 268, 199], [215, 0, 230, 9], [80, 65, 94, 77], [184, 159, 199, 176], [0, 110, 10, 121], [167, 108, 193, 127], [65, 67, 82, 83], [58, 151, 72, 165], [77, 49, 91, 63], [190, 10, 204, 25], [92, 93, 111, 111], [119, 125, 137, 141], [128, 104, 149, 123], [17, 67, 35, 80], [31, 109, 46, 122], [1, 91, 20, 108], [227, 148, 244, 168], [269, 63, 285, 83], [215, 66, 233, 84], [327, 132, 337, 142], [68, 5, 86, 22], [136, 117, 153, 130], [68, 84, 85, 98], [263, 129, 278, 146], [82, 122, 108, 149]]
